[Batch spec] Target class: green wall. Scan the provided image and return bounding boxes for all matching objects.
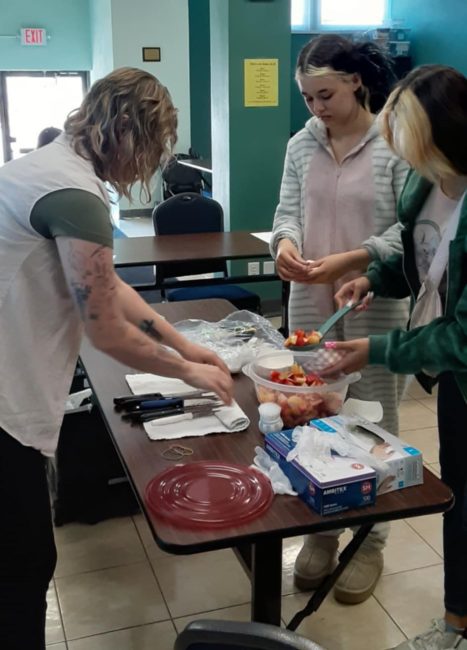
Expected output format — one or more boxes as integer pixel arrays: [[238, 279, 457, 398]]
[[0, 0, 91, 70], [208, 0, 291, 305], [188, 0, 211, 158], [291, 33, 312, 134], [290, 1, 467, 134], [392, 0, 467, 74], [188, 14, 310, 149], [210, 0, 291, 233], [189, 4, 307, 162]]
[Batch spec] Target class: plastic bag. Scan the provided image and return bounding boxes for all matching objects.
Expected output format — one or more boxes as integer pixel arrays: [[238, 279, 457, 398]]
[[287, 425, 351, 467], [174, 310, 285, 373], [65, 388, 92, 414], [252, 446, 297, 496]]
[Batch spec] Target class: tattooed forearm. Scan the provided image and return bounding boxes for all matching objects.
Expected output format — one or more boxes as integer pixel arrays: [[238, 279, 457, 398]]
[[139, 319, 163, 342], [72, 283, 92, 317]]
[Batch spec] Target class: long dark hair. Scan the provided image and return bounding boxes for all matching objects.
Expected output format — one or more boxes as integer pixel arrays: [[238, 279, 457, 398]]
[[296, 34, 396, 113]]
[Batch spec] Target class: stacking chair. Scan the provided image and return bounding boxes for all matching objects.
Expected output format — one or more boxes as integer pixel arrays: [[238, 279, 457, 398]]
[[161, 154, 204, 199], [152, 193, 261, 313], [174, 619, 326, 650]]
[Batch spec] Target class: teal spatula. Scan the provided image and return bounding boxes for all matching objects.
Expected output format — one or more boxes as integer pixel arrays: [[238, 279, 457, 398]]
[[287, 299, 365, 351]]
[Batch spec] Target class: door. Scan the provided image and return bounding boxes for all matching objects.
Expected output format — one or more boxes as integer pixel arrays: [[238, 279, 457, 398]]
[[0, 71, 87, 164]]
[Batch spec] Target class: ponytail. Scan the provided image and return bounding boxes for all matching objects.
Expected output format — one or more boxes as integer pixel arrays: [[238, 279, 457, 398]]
[[353, 42, 396, 112], [296, 34, 396, 113]]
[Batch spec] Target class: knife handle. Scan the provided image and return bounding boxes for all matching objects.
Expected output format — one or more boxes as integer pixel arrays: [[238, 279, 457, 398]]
[[139, 407, 186, 422], [139, 398, 183, 410], [146, 412, 193, 426], [114, 393, 163, 405], [123, 406, 184, 422]]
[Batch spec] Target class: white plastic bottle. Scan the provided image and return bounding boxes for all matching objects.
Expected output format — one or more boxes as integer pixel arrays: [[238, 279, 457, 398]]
[[258, 402, 283, 435]]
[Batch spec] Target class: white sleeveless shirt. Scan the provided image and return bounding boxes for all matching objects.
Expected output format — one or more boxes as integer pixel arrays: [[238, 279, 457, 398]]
[[0, 134, 110, 455]]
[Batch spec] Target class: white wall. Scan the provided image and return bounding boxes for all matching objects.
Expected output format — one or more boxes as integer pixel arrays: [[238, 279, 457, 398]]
[[90, 0, 191, 211], [111, 0, 191, 155], [89, 0, 114, 83]]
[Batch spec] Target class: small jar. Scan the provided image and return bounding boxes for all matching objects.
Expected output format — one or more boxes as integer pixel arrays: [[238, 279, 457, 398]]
[[258, 402, 283, 435]]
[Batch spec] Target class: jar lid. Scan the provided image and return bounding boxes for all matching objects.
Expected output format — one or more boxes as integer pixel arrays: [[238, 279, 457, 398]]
[[258, 402, 282, 420]]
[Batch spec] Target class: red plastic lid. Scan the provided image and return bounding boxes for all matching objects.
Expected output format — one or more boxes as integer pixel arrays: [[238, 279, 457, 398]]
[[145, 461, 274, 530]]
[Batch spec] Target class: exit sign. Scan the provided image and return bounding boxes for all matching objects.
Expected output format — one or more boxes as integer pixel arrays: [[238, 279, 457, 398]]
[[21, 28, 47, 46]]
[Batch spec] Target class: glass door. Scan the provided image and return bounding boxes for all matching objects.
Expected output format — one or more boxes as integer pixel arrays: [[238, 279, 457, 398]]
[[0, 71, 87, 164]]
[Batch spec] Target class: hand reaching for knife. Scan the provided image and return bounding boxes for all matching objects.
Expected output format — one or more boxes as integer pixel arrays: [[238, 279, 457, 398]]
[[180, 341, 231, 376], [181, 362, 234, 406]]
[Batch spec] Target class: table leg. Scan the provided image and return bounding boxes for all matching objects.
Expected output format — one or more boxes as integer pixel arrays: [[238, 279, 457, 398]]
[[278, 281, 290, 338], [286, 523, 374, 631], [235, 538, 283, 626]]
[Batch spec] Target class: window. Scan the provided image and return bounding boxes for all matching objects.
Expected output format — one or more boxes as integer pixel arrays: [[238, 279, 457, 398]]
[[0, 72, 87, 164], [291, 0, 389, 32], [291, 0, 309, 31]]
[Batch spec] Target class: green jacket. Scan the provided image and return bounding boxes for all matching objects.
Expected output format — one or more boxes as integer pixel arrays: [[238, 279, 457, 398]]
[[366, 170, 467, 398]]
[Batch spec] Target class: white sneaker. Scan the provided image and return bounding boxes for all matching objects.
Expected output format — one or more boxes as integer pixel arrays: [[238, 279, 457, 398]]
[[392, 619, 467, 650]]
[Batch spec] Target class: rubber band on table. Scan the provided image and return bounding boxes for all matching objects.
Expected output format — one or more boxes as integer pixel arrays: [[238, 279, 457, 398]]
[[161, 444, 194, 460]]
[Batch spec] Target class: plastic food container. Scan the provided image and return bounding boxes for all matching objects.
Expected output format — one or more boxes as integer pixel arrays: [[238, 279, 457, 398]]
[[243, 350, 360, 428]]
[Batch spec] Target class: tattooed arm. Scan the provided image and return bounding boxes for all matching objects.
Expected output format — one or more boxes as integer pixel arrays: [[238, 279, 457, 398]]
[[56, 237, 233, 403], [114, 276, 230, 374], [112, 275, 231, 374]]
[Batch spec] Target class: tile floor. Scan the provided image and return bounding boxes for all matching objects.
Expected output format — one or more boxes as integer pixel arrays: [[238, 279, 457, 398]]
[[46, 379, 443, 650]]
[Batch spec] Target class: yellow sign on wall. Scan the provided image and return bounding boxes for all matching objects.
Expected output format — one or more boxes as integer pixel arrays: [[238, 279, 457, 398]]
[[244, 59, 279, 107]]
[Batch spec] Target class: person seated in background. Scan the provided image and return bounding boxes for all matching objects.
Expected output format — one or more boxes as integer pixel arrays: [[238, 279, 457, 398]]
[[36, 126, 62, 148]]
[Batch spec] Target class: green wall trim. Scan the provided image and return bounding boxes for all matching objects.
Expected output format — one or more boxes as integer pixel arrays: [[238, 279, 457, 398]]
[[209, 0, 290, 303], [188, 0, 211, 158]]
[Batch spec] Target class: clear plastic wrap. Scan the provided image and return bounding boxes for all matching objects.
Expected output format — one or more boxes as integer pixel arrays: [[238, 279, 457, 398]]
[[174, 310, 285, 373]]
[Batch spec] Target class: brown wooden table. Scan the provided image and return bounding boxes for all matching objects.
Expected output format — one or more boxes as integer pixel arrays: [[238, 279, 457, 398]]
[[79, 299, 452, 628], [114, 231, 289, 334], [114, 231, 270, 269]]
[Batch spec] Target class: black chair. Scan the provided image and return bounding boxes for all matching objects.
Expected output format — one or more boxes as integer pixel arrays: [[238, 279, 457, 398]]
[[152, 193, 261, 313], [174, 620, 325, 650], [162, 154, 204, 200]]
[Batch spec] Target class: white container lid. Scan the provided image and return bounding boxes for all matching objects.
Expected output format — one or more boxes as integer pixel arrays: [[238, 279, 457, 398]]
[[258, 402, 282, 421], [255, 350, 294, 369]]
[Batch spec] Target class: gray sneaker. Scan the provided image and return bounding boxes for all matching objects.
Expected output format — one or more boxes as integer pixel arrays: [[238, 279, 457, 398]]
[[392, 619, 467, 650]]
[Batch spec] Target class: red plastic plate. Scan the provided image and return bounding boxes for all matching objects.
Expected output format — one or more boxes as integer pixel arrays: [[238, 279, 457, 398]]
[[145, 460, 274, 529]]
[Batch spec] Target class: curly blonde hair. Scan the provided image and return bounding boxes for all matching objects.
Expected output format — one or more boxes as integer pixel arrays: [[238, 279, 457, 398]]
[[65, 67, 178, 200]]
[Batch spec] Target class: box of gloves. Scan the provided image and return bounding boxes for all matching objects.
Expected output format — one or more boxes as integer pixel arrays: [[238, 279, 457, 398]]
[[264, 427, 377, 516], [264, 414, 424, 515], [316, 415, 424, 495]]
